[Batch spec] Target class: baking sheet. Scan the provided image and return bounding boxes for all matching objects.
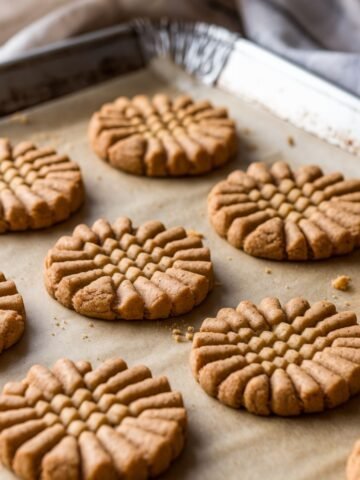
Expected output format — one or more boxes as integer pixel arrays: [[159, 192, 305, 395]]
[[0, 58, 360, 480]]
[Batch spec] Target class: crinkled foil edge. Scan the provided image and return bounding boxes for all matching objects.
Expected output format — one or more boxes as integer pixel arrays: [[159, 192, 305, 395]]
[[133, 19, 239, 85]]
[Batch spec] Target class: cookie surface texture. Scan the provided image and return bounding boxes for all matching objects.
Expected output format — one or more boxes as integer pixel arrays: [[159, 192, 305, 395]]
[[44, 216, 213, 320], [0, 357, 187, 479], [0, 272, 25, 354], [208, 161, 360, 260], [88, 94, 237, 176], [347, 440, 360, 480], [0, 138, 84, 232], [191, 297, 360, 416]]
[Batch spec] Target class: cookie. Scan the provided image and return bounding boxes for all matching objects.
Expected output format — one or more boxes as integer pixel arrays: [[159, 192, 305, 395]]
[[347, 440, 360, 480], [0, 138, 84, 232], [0, 272, 25, 354], [208, 161, 360, 260], [44, 216, 213, 320], [0, 357, 187, 479], [88, 94, 237, 176], [191, 296, 360, 416]]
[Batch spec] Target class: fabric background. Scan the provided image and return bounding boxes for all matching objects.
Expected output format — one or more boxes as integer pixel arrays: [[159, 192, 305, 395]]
[[0, 0, 359, 96]]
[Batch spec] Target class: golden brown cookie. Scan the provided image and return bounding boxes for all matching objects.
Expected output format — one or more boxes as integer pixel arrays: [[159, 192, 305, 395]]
[[208, 161, 360, 260], [0, 357, 187, 479], [191, 297, 360, 416], [0, 272, 25, 354], [88, 94, 237, 176], [44, 216, 213, 320], [347, 440, 360, 480], [0, 138, 84, 232]]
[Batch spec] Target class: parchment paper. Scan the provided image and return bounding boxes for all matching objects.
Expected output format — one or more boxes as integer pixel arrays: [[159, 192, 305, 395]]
[[0, 58, 359, 480]]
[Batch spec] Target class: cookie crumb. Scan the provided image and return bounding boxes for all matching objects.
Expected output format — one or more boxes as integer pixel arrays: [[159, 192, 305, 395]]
[[185, 332, 194, 341], [187, 326, 194, 333], [173, 334, 182, 343], [344, 301, 351, 307], [241, 128, 252, 135], [332, 275, 351, 291], [89, 323, 94, 328], [172, 328, 182, 335], [287, 136, 295, 146], [30, 132, 50, 142], [265, 267, 272, 274], [9, 113, 29, 125], [187, 229, 204, 239], [245, 143, 257, 152], [82, 334, 89, 340]]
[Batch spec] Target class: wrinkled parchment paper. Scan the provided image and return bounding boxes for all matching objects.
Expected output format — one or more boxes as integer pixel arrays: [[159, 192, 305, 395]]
[[0, 59, 359, 480]]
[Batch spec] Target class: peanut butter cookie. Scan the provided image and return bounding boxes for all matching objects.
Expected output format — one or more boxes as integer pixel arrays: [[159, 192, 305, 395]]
[[347, 440, 360, 480], [208, 161, 360, 260], [44, 217, 213, 320], [191, 297, 360, 416], [0, 272, 25, 354], [0, 357, 187, 479], [0, 138, 84, 232], [88, 94, 237, 176]]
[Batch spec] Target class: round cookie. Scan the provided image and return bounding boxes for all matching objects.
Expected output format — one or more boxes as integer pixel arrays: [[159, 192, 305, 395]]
[[208, 161, 360, 260], [44, 216, 213, 320], [0, 272, 25, 354], [0, 138, 84, 232], [0, 357, 187, 479], [347, 440, 360, 480], [88, 94, 237, 176], [191, 297, 360, 416]]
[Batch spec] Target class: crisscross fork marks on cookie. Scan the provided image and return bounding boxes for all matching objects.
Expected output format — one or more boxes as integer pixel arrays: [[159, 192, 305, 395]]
[[0, 138, 84, 232], [0, 357, 187, 479], [191, 297, 360, 416], [44, 216, 213, 320], [0, 272, 25, 355], [208, 161, 360, 260], [88, 94, 237, 176]]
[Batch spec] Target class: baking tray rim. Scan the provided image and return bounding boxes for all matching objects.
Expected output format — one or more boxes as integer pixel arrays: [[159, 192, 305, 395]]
[[0, 18, 358, 106]]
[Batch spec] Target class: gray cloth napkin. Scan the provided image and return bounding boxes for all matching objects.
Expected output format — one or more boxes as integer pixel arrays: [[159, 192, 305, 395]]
[[0, 0, 359, 96], [239, 0, 360, 96]]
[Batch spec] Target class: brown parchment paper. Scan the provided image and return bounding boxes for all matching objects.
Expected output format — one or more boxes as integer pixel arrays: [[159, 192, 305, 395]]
[[0, 59, 360, 480]]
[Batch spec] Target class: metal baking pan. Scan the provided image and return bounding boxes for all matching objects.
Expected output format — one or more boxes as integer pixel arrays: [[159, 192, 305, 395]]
[[0, 19, 359, 155], [0, 19, 359, 480]]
